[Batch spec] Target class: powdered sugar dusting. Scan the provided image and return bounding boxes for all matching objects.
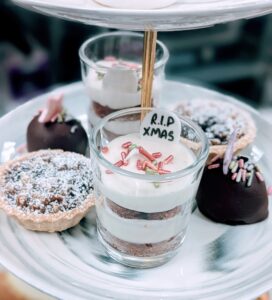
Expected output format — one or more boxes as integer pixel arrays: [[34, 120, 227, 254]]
[[3, 152, 93, 215], [176, 100, 247, 145]]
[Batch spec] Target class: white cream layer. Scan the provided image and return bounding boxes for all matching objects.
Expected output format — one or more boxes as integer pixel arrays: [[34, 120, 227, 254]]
[[85, 60, 161, 109], [96, 199, 189, 244], [95, 0, 177, 10], [89, 108, 140, 135], [100, 133, 197, 213]]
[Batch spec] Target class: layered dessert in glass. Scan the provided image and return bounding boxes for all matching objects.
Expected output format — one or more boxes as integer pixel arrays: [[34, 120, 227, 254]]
[[79, 32, 169, 134], [90, 108, 209, 268]]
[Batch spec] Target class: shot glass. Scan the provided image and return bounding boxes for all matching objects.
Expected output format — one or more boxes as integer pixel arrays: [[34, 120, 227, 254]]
[[90, 108, 209, 268], [79, 32, 169, 132]]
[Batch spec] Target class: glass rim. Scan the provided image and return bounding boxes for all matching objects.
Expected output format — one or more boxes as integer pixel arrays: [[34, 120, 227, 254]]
[[90, 107, 209, 181], [79, 31, 169, 71]]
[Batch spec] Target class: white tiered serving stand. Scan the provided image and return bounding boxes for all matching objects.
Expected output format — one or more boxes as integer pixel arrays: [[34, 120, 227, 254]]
[[3, 0, 272, 299]]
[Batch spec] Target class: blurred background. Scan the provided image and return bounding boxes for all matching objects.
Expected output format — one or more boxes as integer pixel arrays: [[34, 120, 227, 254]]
[[1, 0, 272, 119]]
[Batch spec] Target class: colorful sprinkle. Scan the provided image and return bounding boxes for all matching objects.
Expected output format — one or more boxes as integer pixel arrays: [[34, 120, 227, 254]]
[[143, 161, 157, 172], [247, 171, 254, 187], [122, 141, 132, 149], [137, 160, 143, 171], [232, 173, 238, 181], [236, 169, 242, 183], [139, 147, 156, 162], [208, 163, 220, 170], [268, 186, 272, 196], [152, 152, 162, 159], [114, 160, 124, 168], [121, 152, 127, 161], [229, 161, 236, 170], [101, 147, 109, 154], [163, 155, 174, 165], [242, 170, 247, 182], [231, 162, 239, 173], [210, 154, 221, 164], [238, 159, 244, 169], [256, 172, 264, 182], [158, 169, 171, 175]]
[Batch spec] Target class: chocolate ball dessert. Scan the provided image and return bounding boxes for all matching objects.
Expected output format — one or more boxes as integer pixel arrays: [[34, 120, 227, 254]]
[[197, 155, 269, 225], [27, 95, 88, 155]]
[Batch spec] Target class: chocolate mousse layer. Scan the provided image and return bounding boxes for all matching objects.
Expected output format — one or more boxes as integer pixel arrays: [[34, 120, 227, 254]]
[[99, 224, 183, 257], [107, 199, 182, 220]]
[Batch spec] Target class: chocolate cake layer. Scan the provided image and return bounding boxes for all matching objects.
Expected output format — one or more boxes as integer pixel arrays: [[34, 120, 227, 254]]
[[107, 199, 182, 220], [99, 224, 183, 257], [92, 101, 141, 119]]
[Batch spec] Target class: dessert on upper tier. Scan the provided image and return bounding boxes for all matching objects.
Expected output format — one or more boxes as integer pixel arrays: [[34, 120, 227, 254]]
[[0, 150, 94, 232], [96, 133, 198, 257], [196, 131, 269, 225], [175, 99, 256, 162], [94, 0, 177, 9], [86, 58, 161, 134], [27, 94, 88, 155]]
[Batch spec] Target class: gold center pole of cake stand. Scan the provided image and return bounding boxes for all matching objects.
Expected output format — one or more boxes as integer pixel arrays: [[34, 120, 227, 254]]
[[141, 30, 157, 117]]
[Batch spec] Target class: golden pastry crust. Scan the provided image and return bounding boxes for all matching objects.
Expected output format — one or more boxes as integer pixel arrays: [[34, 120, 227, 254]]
[[175, 100, 256, 163], [0, 150, 95, 232]]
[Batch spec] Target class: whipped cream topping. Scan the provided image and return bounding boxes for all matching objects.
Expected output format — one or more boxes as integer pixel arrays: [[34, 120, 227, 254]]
[[100, 133, 197, 213], [85, 59, 161, 110], [95, 0, 177, 10]]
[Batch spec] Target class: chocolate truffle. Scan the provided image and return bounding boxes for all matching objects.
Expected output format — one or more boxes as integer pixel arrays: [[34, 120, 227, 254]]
[[196, 156, 269, 225], [27, 94, 88, 155]]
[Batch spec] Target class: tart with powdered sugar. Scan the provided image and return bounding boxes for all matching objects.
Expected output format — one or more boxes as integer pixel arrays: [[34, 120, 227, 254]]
[[0, 150, 94, 232], [175, 99, 256, 162]]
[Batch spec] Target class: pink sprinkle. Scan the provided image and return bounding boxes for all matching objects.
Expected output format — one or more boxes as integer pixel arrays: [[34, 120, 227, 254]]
[[122, 141, 132, 149], [163, 155, 174, 165], [238, 159, 244, 169], [144, 161, 157, 172], [158, 162, 164, 170], [121, 152, 127, 161], [208, 163, 220, 170], [123, 160, 129, 166], [137, 160, 143, 171], [232, 173, 238, 181], [242, 170, 247, 182], [267, 186, 272, 196], [101, 147, 109, 154], [139, 147, 156, 162], [106, 170, 113, 175], [152, 152, 162, 159], [256, 172, 264, 182], [158, 169, 171, 175], [210, 154, 221, 164], [114, 160, 124, 168]]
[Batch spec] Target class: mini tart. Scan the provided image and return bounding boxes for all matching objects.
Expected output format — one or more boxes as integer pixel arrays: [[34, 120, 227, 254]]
[[0, 150, 94, 232], [175, 100, 256, 163]]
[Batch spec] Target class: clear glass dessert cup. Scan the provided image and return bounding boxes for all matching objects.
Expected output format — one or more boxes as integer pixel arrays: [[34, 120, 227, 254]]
[[90, 108, 209, 268], [79, 32, 169, 131]]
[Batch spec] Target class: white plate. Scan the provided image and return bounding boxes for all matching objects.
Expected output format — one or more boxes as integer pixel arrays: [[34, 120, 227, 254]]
[[12, 0, 272, 31], [0, 81, 272, 300]]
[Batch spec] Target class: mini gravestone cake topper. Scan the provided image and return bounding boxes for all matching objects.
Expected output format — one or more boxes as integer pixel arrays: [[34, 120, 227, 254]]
[[140, 109, 181, 143]]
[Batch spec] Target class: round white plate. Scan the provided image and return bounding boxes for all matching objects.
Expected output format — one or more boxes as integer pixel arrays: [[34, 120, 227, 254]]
[[0, 81, 271, 300], [12, 0, 272, 31]]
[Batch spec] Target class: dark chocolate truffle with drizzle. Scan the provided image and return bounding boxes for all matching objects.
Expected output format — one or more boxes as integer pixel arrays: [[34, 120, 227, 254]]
[[196, 131, 269, 225], [27, 94, 88, 155]]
